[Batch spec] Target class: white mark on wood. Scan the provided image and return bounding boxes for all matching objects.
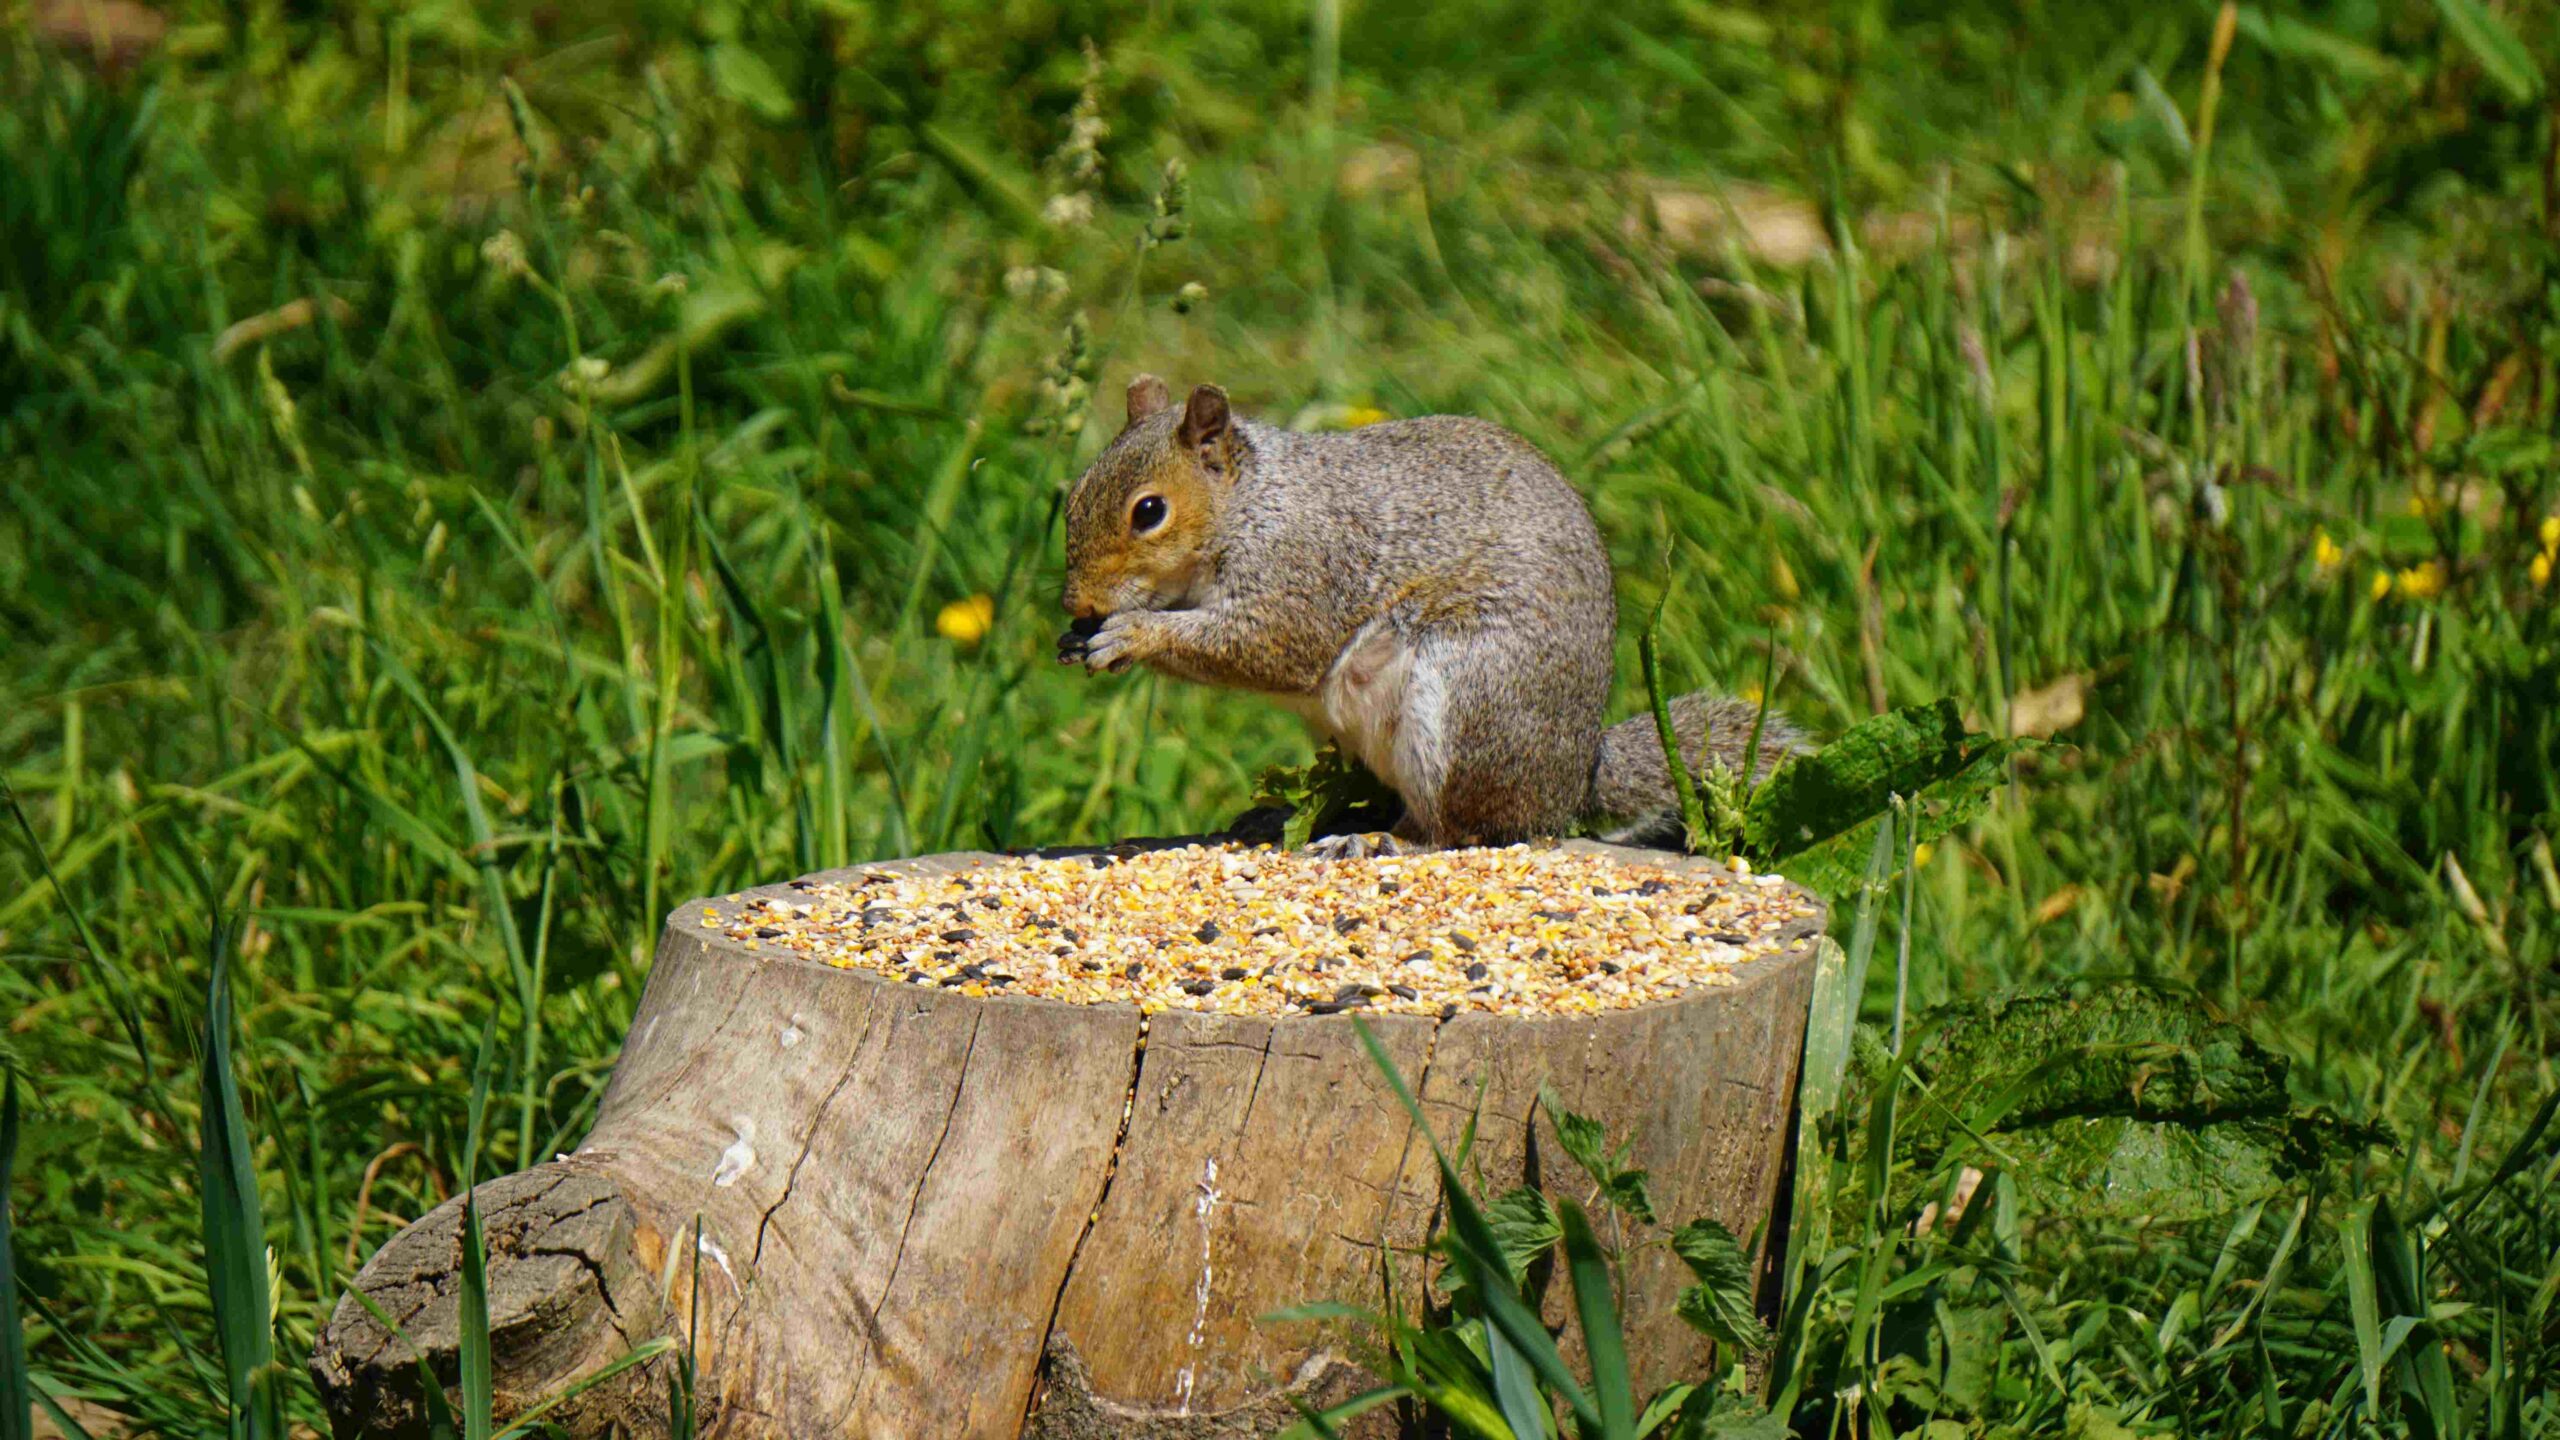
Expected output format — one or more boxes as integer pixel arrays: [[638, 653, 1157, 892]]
[[637, 1016, 660, 1054], [711, 1115, 757, 1187], [697, 1232, 737, 1287], [780, 1013, 804, 1049], [1173, 1155, 1222, 1414]]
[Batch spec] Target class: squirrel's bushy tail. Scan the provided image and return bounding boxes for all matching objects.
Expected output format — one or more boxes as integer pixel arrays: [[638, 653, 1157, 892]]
[[1590, 692, 1806, 845]]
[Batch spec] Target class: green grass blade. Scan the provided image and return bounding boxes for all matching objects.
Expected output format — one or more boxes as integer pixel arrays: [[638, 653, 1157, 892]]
[[1349, 1018, 1600, 1431], [1557, 1197, 1633, 1440], [459, 1190, 493, 1440], [196, 925, 273, 1434], [2, 1072, 29, 1440]]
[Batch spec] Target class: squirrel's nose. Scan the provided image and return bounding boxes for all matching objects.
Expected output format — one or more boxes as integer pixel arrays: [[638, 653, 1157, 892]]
[[1063, 590, 1104, 621]]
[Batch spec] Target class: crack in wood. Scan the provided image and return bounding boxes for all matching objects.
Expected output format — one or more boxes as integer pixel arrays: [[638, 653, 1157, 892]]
[[848, 1006, 984, 1397], [1019, 1014, 1151, 1438], [747, 1011, 882, 1271]]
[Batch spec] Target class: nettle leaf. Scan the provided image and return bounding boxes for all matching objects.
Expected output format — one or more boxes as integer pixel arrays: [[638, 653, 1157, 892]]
[[1862, 983, 2390, 1228], [1669, 1218, 1766, 1350], [1541, 1086, 1656, 1224], [1251, 741, 1399, 849], [1483, 1186, 1562, 1283], [1743, 700, 2025, 899]]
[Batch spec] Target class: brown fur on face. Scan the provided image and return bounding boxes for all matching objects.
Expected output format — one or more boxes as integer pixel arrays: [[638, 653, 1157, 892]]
[[1061, 380, 1236, 619]]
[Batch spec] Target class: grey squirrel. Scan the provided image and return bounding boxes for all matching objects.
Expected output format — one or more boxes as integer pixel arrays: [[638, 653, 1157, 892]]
[[1057, 376, 1803, 853]]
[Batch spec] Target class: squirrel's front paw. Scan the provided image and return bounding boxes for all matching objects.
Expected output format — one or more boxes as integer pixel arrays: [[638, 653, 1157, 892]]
[[1065, 611, 1157, 674], [1055, 616, 1105, 667]]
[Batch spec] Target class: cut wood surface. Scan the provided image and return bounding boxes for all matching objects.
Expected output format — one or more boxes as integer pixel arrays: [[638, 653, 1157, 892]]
[[311, 838, 1824, 1438]]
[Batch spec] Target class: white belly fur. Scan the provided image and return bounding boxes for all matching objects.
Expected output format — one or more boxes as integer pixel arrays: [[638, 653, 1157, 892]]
[[1285, 619, 1448, 819]]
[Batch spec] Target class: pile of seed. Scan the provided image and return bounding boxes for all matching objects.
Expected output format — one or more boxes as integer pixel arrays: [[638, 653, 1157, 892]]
[[696, 843, 1815, 1018]]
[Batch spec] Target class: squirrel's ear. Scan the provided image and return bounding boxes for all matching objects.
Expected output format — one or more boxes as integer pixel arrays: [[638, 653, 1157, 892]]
[[1125, 373, 1172, 427], [1177, 384, 1236, 474]]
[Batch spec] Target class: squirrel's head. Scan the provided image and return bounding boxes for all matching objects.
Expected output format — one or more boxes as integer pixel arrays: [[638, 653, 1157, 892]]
[[1060, 376, 1242, 619]]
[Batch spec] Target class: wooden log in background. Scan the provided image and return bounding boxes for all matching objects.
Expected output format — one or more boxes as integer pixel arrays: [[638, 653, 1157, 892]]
[[310, 840, 1824, 1437]]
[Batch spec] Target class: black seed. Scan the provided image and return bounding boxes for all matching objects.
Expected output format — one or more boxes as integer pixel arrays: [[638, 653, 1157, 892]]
[[1346, 944, 1367, 959], [939, 928, 975, 943], [1712, 931, 1748, 944], [937, 975, 968, 987], [862, 908, 898, 925], [754, 927, 783, 939], [1123, 963, 1144, 980], [933, 949, 960, 962], [1388, 984, 1419, 1001], [1063, 928, 1083, 944], [987, 974, 1014, 987], [1467, 984, 1492, 995], [1057, 946, 1077, 959], [1682, 901, 1708, 915], [1449, 932, 1476, 953], [1332, 915, 1362, 934], [788, 879, 814, 890], [1306, 1001, 1349, 1015], [1464, 962, 1488, 981], [1530, 946, 1551, 963], [1599, 960, 1622, 975], [958, 962, 987, 978], [1534, 908, 1579, 922], [1221, 967, 1247, 981], [1155, 937, 1174, 950], [1195, 921, 1222, 944], [980, 895, 1004, 909], [1029, 915, 1058, 929], [903, 970, 928, 984], [1079, 958, 1102, 971], [1636, 879, 1670, 896], [1402, 949, 1432, 964], [1253, 925, 1283, 937], [1590, 885, 1616, 896], [1438, 1003, 1459, 1020], [1182, 979, 1217, 996], [1333, 983, 1369, 1002], [956, 876, 974, 889], [1378, 881, 1402, 894], [1088, 855, 1114, 870]]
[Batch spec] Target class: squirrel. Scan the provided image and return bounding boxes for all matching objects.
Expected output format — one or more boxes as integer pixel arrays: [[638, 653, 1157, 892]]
[[1056, 375, 1804, 854]]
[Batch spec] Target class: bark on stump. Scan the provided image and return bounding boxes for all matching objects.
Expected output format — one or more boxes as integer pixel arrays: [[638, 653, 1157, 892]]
[[312, 840, 1824, 1438]]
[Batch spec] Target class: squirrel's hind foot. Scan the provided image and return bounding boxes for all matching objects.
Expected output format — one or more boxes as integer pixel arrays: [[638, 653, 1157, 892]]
[[1303, 830, 1418, 861]]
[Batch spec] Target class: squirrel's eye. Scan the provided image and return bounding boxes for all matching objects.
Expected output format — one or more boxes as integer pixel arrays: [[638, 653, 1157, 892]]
[[1130, 495, 1168, 533]]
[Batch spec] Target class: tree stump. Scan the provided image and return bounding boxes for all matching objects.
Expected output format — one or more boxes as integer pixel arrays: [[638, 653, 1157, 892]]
[[311, 839, 1824, 1438]]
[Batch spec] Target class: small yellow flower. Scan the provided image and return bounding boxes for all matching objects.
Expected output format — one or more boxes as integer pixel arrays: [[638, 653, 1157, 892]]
[[936, 593, 996, 645], [1913, 842, 1935, 868], [2541, 515, 2559, 553], [2369, 569, 2393, 603], [1740, 683, 1765, 706], [2406, 491, 2443, 520], [1341, 405, 1390, 428], [2394, 561, 2445, 601], [2312, 530, 2343, 571], [2532, 551, 2553, 588]]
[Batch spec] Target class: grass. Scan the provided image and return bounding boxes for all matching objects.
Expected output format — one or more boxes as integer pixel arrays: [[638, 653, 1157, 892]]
[[2, 0, 2556, 1433]]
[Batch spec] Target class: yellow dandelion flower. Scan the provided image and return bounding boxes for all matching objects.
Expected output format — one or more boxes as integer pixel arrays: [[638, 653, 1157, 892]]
[[936, 593, 996, 645], [2533, 551, 2553, 588], [2541, 515, 2559, 553], [1913, 842, 1935, 868], [2394, 561, 2445, 601], [1342, 405, 1390, 428], [2312, 530, 2343, 572], [2369, 569, 2393, 603]]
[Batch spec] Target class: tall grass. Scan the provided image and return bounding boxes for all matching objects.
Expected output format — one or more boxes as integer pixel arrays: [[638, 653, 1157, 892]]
[[3, 0, 2556, 1433]]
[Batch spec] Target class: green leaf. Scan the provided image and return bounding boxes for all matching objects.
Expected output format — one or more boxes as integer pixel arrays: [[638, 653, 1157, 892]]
[[1669, 1219, 1766, 1350], [1540, 1087, 1655, 1224], [709, 43, 797, 122], [2431, 0, 2543, 102], [1558, 1198, 1635, 1440], [1743, 700, 2020, 898], [1483, 1187, 1562, 1283], [1252, 741, 1400, 849], [196, 928, 274, 1426]]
